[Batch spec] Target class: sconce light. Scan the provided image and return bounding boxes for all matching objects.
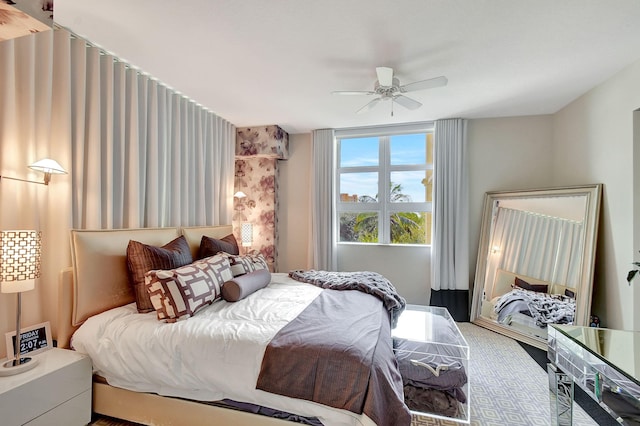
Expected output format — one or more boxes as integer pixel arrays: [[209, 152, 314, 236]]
[[0, 230, 42, 376], [0, 158, 67, 186], [234, 191, 247, 199], [241, 222, 253, 253]]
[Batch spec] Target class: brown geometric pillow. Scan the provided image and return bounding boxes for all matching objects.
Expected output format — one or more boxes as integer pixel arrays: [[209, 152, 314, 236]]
[[218, 252, 269, 277], [146, 254, 233, 322], [197, 234, 239, 259], [126, 235, 193, 313]]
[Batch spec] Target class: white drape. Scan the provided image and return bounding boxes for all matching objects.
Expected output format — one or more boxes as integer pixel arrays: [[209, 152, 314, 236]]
[[431, 118, 469, 290], [487, 207, 584, 287], [309, 129, 337, 270], [0, 30, 71, 342], [0, 29, 235, 354], [66, 33, 235, 229]]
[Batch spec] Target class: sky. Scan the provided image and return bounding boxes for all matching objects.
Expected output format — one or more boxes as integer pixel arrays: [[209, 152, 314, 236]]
[[339, 133, 429, 203]]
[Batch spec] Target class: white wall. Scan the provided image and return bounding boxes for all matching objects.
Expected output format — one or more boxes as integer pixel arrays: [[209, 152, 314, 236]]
[[552, 58, 640, 331], [277, 133, 312, 272], [337, 244, 431, 305]]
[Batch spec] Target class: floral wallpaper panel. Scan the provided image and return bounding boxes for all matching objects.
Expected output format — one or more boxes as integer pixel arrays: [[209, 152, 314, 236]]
[[236, 125, 289, 159], [234, 157, 279, 271]]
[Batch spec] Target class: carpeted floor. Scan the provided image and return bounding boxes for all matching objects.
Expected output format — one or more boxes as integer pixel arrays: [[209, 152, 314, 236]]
[[91, 323, 606, 426]]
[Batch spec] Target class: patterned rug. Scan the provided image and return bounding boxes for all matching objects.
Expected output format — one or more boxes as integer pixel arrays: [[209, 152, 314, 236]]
[[412, 322, 597, 426], [92, 322, 598, 426]]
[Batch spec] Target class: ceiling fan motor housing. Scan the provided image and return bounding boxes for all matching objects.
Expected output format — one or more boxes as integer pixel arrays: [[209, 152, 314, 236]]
[[374, 77, 400, 99]]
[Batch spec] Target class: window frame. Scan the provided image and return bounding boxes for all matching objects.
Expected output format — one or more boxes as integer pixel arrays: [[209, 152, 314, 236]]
[[335, 122, 434, 246]]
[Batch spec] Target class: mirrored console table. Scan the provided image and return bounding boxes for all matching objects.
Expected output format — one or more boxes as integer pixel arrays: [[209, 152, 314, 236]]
[[547, 324, 640, 425]]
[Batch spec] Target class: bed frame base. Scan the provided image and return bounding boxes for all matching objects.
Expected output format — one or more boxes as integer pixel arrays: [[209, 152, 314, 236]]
[[93, 381, 291, 426]]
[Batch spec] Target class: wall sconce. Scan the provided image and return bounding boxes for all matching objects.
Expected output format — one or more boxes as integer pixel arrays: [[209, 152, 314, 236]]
[[241, 222, 253, 253], [0, 230, 42, 376], [234, 191, 247, 199], [0, 158, 67, 186]]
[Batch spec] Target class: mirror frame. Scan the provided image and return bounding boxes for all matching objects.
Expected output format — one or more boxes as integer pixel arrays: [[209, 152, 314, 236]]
[[470, 184, 602, 350]]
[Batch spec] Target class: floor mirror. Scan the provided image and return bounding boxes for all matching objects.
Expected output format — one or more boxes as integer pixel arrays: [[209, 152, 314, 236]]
[[470, 184, 602, 350]]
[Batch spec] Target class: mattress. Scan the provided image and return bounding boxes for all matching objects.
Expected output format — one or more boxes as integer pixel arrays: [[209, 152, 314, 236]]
[[71, 273, 376, 426]]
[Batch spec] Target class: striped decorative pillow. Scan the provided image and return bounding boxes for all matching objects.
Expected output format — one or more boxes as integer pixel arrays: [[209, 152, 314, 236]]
[[145, 254, 233, 322], [126, 236, 193, 313]]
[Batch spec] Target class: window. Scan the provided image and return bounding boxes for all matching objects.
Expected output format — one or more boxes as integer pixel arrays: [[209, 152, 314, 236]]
[[336, 124, 433, 245]]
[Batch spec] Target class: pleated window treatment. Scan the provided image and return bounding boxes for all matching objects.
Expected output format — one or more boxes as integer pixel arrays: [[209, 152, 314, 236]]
[[431, 118, 469, 290], [65, 31, 235, 229], [309, 128, 337, 270], [487, 207, 584, 287], [0, 29, 235, 324]]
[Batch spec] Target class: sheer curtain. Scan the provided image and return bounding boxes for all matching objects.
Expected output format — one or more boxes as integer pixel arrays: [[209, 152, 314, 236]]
[[66, 32, 235, 229], [0, 30, 71, 340], [309, 129, 336, 270], [0, 28, 235, 348], [431, 118, 469, 290], [487, 207, 584, 287]]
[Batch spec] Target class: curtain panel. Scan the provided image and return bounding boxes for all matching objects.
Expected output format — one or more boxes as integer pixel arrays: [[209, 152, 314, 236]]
[[309, 128, 336, 270], [488, 207, 584, 287], [0, 29, 235, 355], [431, 118, 469, 290], [65, 32, 235, 229]]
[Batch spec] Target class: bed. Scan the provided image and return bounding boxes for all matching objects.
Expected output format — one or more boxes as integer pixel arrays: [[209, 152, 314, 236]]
[[480, 269, 577, 340], [55, 225, 465, 426]]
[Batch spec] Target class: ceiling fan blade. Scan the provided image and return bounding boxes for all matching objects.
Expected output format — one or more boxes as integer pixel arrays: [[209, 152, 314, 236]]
[[332, 90, 376, 95], [376, 67, 394, 87], [393, 95, 422, 110], [357, 98, 381, 114], [401, 76, 448, 93]]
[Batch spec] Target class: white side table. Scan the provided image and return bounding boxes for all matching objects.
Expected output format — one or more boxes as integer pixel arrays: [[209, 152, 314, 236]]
[[0, 348, 92, 426]]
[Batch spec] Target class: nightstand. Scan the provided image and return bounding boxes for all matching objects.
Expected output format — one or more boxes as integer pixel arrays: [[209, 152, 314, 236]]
[[0, 348, 92, 426]]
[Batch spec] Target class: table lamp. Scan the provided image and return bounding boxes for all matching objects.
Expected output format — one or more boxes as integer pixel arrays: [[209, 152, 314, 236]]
[[241, 222, 253, 254], [0, 230, 42, 376]]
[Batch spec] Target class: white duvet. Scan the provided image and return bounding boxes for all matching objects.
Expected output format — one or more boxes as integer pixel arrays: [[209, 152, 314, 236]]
[[72, 273, 375, 426]]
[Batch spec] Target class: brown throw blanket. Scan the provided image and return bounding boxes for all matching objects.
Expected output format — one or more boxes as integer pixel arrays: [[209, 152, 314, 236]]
[[257, 289, 411, 426], [288, 269, 406, 328]]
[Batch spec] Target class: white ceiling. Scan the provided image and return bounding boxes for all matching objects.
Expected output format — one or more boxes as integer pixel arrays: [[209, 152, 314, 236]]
[[53, 0, 640, 134]]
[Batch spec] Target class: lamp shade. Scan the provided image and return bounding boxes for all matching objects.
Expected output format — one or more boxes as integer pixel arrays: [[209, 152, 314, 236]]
[[241, 223, 253, 247], [234, 191, 247, 198], [0, 230, 41, 293], [28, 158, 67, 175]]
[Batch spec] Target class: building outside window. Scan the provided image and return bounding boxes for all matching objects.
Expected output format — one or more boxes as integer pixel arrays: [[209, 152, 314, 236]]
[[336, 123, 433, 245]]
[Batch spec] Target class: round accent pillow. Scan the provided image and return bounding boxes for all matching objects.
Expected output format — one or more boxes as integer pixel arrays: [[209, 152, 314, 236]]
[[222, 269, 271, 302]]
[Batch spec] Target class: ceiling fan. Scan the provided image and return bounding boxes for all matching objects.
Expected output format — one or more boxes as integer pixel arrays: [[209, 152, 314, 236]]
[[332, 67, 447, 115]]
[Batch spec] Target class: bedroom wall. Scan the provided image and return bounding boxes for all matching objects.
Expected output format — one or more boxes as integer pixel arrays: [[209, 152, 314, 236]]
[[465, 115, 555, 291], [552, 57, 640, 331], [277, 133, 312, 272]]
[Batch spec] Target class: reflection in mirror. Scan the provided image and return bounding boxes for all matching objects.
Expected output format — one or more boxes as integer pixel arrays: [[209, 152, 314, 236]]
[[471, 185, 602, 350]]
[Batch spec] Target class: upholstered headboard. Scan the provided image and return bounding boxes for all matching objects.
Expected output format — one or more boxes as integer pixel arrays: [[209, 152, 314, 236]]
[[490, 269, 576, 300], [57, 225, 233, 348]]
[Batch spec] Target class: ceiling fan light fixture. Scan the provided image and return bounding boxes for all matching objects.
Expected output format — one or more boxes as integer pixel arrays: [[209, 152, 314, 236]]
[[334, 66, 448, 115]]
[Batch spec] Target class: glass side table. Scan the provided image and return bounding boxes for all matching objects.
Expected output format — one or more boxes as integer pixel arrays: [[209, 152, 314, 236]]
[[548, 324, 640, 425], [392, 305, 470, 424]]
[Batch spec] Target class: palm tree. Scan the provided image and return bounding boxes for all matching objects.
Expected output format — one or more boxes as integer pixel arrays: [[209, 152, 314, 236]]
[[349, 183, 425, 244]]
